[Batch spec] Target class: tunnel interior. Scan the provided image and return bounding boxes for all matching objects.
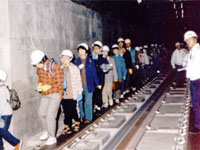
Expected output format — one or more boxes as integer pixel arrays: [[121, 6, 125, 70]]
[[72, 0, 200, 51]]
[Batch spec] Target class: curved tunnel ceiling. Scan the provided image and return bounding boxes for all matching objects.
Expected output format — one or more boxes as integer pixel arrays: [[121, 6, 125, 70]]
[[71, 0, 200, 49]]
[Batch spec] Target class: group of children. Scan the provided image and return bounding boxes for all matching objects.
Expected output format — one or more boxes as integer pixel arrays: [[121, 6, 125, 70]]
[[0, 37, 167, 148]]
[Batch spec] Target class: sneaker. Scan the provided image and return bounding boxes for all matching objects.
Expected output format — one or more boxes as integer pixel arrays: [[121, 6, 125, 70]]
[[109, 99, 113, 106], [84, 120, 91, 124], [115, 99, 120, 103], [103, 103, 108, 108], [14, 141, 23, 150], [40, 131, 48, 141], [120, 94, 124, 99], [45, 136, 57, 145]]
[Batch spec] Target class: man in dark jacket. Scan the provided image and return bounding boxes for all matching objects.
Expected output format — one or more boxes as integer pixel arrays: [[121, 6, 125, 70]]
[[118, 38, 133, 96], [92, 41, 109, 115]]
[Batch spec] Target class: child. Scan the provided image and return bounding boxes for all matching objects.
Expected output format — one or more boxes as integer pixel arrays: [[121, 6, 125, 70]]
[[74, 43, 100, 124], [111, 44, 127, 103], [60, 50, 83, 134], [0, 69, 22, 150], [101, 46, 118, 107], [31, 50, 64, 145]]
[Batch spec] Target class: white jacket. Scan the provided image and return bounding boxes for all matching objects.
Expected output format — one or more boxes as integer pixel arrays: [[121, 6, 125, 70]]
[[186, 43, 200, 81], [171, 49, 187, 69], [0, 83, 12, 116]]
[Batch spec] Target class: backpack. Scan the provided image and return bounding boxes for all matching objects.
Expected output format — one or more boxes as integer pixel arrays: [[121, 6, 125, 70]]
[[49, 59, 67, 90], [7, 86, 21, 111]]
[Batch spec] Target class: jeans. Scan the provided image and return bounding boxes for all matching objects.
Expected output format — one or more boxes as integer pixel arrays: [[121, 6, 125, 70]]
[[78, 100, 84, 118], [83, 84, 93, 121], [0, 115, 20, 149], [190, 79, 200, 129]]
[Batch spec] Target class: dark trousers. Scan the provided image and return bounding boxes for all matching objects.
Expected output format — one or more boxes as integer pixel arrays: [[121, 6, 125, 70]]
[[175, 65, 185, 87], [61, 99, 79, 127], [93, 88, 103, 108], [190, 79, 200, 129], [125, 72, 132, 91], [0, 115, 20, 149]]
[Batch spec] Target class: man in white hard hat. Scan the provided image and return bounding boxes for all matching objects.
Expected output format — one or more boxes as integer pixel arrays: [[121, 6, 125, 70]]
[[171, 42, 187, 87], [118, 38, 133, 95], [92, 41, 109, 115], [125, 39, 139, 91], [60, 50, 83, 134], [31, 50, 64, 145], [184, 30, 200, 133]]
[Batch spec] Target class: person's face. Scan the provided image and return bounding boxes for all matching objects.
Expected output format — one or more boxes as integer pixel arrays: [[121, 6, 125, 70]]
[[118, 42, 124, 48], [113, 49, 119, 55], [93, 46, 101, 54], [78, 48, 86, 57], [186, 37, 197, 50], [102, 50, 109, 57], [177, 45, 181, 50], [126, 43, 131, 48], [61, 55, 71, 65], [35, 63, 44, 69]]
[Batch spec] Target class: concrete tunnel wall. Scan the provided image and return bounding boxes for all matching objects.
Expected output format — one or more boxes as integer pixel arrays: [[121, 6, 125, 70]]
[[0, 0, 121, 144]]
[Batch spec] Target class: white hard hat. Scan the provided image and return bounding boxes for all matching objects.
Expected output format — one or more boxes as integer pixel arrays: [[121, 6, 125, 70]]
[[144, 45, 148, 48], [175, 42, 181, 47], [184, 30, 198, 41], [112, 44, 119, 50], [102, 45, 110, 52], [92, 41, 103, 48], [77, 43, 89, 51], [60, 50, 73, 58], [31, 50, 45, 65], [0, 69, 7, 81], [117, 38, 124, 43], [125, 39, 131, 44], [135, 47, 140, 51]]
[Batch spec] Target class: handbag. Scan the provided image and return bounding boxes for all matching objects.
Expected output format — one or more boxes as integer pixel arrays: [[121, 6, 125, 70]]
[[112, 81, 122, 91]]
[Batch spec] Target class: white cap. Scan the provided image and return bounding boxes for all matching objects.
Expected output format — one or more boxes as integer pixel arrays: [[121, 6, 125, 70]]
[[77, 43, 89, 51], [144, 45, 148, 48], [125, 39, 131, 44], [60, 50, 73, 58], [175, 42, 180, 47], [135, 47, 140, 51], [92, 41, 103, 48], [117, 38, 124, 43], [102, 45, 110, 52], [31, 50, 45, 65], [112, 44, 119, 49], [0, 69, 7, 81], [184, 30, 198, 41]]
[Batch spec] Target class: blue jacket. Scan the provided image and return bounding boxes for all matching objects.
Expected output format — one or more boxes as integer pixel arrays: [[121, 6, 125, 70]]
[[74, 56, 99, 93], [112, 55, 127, 80], [129, 48, 138, 66]]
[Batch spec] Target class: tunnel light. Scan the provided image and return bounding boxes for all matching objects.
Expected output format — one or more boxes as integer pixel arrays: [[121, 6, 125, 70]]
[[174, 3, 176, 9], [181, 9, 184, 18], [137, 0, 142, 4], [181, 2, 183, 9]]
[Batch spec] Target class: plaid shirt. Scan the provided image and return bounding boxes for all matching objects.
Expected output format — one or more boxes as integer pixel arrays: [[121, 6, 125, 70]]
[[37, 59, 64, 99]]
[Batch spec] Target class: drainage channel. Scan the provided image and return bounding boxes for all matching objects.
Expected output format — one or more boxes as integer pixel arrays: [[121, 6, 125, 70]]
[[118, 80, 190, 150], [56, 73, 169, 150]]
